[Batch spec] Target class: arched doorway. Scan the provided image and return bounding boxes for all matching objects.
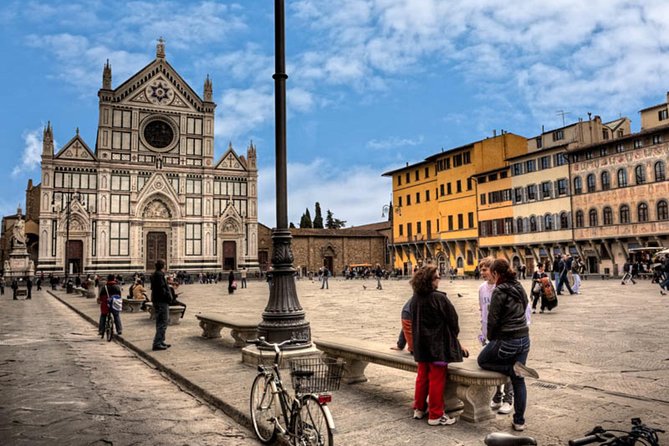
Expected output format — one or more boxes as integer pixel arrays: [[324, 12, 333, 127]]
[[146, 232, 167, 271], [223, 241, 237, 270], [66, 240, 83, 275]]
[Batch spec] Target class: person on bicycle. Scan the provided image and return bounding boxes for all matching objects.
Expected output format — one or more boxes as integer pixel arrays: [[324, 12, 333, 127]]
[[477, 258, 538, 432], [410, 265, 468, 426], [97, 274, 123, 336]]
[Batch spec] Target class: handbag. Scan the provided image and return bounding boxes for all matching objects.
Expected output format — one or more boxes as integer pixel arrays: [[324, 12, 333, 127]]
[[232, 281, 238, 290]]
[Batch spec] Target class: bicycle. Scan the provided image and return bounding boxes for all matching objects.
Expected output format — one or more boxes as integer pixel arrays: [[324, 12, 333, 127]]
[[247, 337, 345, 445], [484, 418, 664, 446], [103, 311, 114, 342]]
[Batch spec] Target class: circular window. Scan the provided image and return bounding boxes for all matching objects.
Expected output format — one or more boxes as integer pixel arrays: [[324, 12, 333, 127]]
[[140, 116, 178, 152]]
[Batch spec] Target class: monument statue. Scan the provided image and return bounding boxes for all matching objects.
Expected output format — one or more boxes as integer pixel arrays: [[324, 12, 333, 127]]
[[12, 216, 26, 247]]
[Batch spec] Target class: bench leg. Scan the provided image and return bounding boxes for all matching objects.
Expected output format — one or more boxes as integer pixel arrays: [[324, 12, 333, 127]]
[[167, 311, 182, 325], [230, 328, 257, 348], [199, 320, 224, 339], [443, 380, 464, 414], [341, 358, 369, 384], [148, 307, 155, 320], [455, 383, 496, 423]]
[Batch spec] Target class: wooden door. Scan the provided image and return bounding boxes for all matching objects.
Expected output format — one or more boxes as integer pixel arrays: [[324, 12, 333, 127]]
[[146, 232, 167, 271], [67, 240, 83, 275], [223, 241, 236, 270]]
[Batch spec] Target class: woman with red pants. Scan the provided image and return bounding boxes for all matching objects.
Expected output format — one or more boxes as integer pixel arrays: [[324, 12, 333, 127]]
[[410, 265, 468, 426]]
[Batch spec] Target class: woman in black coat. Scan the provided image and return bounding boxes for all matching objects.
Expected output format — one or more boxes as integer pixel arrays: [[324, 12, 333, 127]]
[[227, 270, 235, 294], [410, 265, 468, 426]]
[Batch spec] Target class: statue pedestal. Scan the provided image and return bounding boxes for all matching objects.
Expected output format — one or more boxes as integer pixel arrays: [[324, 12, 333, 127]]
[[4, 247, 34, 279]]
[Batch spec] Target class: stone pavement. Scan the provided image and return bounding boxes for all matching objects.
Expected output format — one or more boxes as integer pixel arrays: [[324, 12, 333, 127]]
[[38, 277, 669, 444]]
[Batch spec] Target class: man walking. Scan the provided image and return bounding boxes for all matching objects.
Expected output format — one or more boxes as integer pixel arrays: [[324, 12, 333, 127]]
[[321, 266, 330, 290], [151, 260, 172, 351], [556, 254, 575, 295], [240, 267, 248, 289]]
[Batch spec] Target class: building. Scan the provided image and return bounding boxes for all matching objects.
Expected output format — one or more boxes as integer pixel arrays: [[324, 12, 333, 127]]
[[37, 40, 259, 276]]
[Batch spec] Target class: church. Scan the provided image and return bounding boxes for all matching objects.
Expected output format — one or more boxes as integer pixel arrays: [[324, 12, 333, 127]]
[[37, 40, 259, 276]]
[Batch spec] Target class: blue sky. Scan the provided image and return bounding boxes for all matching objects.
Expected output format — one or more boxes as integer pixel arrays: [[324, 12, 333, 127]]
[[2, 0, 669, 227]]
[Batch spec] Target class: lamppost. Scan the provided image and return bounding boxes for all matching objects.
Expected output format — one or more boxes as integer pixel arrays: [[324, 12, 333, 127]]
[[382, 201, 401, 274], [255, 0, 311, 348]]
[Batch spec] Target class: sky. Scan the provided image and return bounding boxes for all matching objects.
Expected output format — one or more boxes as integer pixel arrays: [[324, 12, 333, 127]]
[[2, 0, 669, 228]]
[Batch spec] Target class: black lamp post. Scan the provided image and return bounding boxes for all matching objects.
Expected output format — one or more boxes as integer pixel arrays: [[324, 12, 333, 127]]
[[256, 0, 311, 347]]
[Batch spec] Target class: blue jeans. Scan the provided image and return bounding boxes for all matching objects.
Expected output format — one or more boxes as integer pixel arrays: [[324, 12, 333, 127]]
[[556, 273, 573, 294], [477, 337, 531, 425], [99, 309, 122, 334], [152, 302, 169, 348]]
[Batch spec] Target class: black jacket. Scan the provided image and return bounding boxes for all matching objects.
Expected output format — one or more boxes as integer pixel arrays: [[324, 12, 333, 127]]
[[151, 270, 171, 304], [410, 290, 463, 363], [487, 280, 529, 341]]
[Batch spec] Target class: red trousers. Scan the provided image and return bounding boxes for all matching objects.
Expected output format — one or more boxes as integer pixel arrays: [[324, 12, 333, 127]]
[[414, 362, 447, 420]]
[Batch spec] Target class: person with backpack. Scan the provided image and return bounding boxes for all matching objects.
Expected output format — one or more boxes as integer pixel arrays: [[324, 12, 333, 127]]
[[97, 274, 123, 336]]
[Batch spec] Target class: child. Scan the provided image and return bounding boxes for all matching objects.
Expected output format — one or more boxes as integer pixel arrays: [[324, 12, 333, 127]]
[[97, 274, 123, 336]]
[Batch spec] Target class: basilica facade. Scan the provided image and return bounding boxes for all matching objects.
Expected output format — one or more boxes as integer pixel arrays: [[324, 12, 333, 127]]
[[37, 41, 259, 276]]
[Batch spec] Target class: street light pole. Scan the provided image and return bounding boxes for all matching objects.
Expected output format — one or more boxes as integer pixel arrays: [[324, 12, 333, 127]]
[[256, 0, 311, 348]]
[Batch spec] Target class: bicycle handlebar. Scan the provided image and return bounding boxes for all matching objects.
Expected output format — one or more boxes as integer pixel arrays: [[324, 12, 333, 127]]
[[568, 435, 601, 446], [246, 336, 299, 350]]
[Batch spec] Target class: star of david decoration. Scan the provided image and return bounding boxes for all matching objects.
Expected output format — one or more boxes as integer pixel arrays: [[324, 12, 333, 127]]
[[146, 81, 174, 105]]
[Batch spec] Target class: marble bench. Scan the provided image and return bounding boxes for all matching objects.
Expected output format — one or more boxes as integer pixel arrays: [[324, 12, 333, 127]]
[[144, 302, 186, 325], [195, 313, 258, 347], [122, 298, 146, 313], [314, 336, 508, 423]]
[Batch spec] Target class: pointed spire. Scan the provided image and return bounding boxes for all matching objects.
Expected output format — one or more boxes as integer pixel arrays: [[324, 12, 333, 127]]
[[228, 141, 233, 151], [156, 36, 165, 59], [204, 74, 213, 102], [76, 127, 79, 136], [102, 59, 112, 89], [42, 121, 54, 156], [247, 140, 257, 169]]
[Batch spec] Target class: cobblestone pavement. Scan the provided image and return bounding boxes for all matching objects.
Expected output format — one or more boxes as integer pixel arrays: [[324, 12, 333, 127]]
[[0, 290, 256, 445], [8, 275, 669, 445]]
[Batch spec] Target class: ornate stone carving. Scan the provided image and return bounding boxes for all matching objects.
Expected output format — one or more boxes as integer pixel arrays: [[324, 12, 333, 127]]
[[143, 200, 171, 219]]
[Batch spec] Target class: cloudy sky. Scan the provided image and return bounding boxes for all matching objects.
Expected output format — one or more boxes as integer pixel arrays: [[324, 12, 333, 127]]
[[1, 0, 669, 227]]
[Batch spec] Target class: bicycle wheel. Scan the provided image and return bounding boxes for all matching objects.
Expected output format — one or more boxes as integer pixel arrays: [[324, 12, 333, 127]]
[[293, 395, 333, 446], [250, 374, 278, 444], [105, 313, 114, 342]]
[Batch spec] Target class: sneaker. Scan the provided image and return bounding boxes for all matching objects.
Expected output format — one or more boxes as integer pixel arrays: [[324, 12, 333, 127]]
[[512, 422, 526, 431], [490, 401, 502, 410], [413, 409, 425, 419], [513, 362, 539, 379], [498, 402, 513, 414], [427, 414, 457, 426]]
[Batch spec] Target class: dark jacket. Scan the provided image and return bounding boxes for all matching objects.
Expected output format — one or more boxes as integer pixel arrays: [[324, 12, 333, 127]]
[[487, 280, 529, 341], [151, 270, 171, 304], [410, 290, 463, 363]]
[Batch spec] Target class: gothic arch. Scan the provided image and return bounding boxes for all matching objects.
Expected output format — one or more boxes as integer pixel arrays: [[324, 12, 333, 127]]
[[141, 198, 173, 219], [136, 192, 180, 219]]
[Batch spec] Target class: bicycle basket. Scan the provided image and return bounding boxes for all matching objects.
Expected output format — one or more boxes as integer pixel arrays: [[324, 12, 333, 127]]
[[288, 357, 345, 394]]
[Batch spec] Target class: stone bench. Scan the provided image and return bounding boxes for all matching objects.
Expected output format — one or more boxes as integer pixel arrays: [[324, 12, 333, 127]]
[[73, 286, 96, 298], [195, 313, 259, 347], [144, 302, 186, 325], [122, 298, 146, 313], [314, 336, 508, 423]]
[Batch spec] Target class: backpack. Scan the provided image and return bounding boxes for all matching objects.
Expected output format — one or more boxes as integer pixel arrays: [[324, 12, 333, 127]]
[[106, 286, 123, 312]]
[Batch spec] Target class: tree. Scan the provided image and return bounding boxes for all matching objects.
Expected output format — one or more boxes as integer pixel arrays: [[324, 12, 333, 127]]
[[325, 209, 347, 229], [313, 202, 324, 228], [289, 222, 296, 228], [299, 208, 313, 228]]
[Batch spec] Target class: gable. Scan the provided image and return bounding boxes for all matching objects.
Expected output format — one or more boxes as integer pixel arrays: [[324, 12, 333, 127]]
[[215, 147, 247, 172], [124, 74, 197, 112], [55, 134, 96, 162]]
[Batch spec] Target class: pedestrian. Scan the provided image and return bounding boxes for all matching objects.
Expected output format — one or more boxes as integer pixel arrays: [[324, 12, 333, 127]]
[[552, 255, 561, 286], [556, 254, 575, 295], [321, 266, 330, 289], [621, 257, 636, 285], [26, 277, 32, 299], [151, 260, 172, 351], [228, 270, 236, 294], [410, 265, 467, 426], [240, 267, 248, 289], [97, 274, 123, 336], [520, 264, 527, 280], [11, 278, 18, 300], [36, 276, 42, 291], [659, 255, 669, 295], [530, 264, 557, 313], [477, 257, 513, 414], [375, 263, 383, 290], [390, 297, 413, 353], [477, 258, 539, 432], [571, 257, 584, 294], [0, 276, 5, 295]]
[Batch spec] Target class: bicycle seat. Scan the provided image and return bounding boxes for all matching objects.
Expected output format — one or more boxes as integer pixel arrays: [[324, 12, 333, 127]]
[[292, 370, 315, 378], [484, 432, 537, 446]]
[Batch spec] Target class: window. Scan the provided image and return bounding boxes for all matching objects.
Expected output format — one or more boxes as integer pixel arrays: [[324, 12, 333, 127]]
[[440, 184, 444, 196], [553, 129, 564, 141], [638, 203, 649, 222], [500, 170, 508, 178], [406, 194, 411, 205], [479, 176, 487, 184], [535, 136, 543, 148], [554, 153, 567, 166], [113, 110, 132, 128], [415, 170, 419, 181], [405, 172, 410, 184], [186, 117, 203, 134], [633, 139, 642, 149], [525, 160, 537, 173], [91, 221, 97, 256], [458, 214, 463, 229], [615, 143, 625, 153], [397, 175, 402, 186], [168, 175, 179, 192], [186, 197, 202, 216], [407, 223, 413, 238], [453, 154, 463, 167], [467, 178, 472, 190], [447, 183, 452, 195], [516, 218, 523, 233], [602, 129, 609, 140], [426, 220, 432, 237], [544, 214, 553, 230], [512, 163, 523, 176], [399, 224, 403, 236], [617, 168, 628, 187], [635, 165, 646, 184], [600, 146, 609, 157], [526, 184, 536, 200], [540, 156, 551, 170], [587, 174, 596, 192], [463, 151, 471, 164], [426, 190, 430, 202], [112, 131, 131, 150], [415, 192, 420, 204], [618, 130, 624, 138], [417, 221, 422, 233], [456, 180, 462, 193], [557, 179, 568, 195], [185, 223, 202, 256], [603, 207, 613, 225], [468, 212, 474, 228], [111, 174, 130, 191], [186, 178, 202, 194], [186, 138, 203, 155], [656, 161, 666, 181], [619, 205, 630, 224], [529, 216, 537, 232], [110, 194, 129, 214], [480, 193, 486, 205], [575, 211, 584, 228], [110, 222, 129, 256], [573, 176, 582, 194], [659, 109, 668, 121], [560, 212, 569, 229], [448, 216, 453, 231], [658, 200, 669, 220], [588, 209, 598, 227], [488, 173, 498, 181], [601, 171, 611, 190], [514, 188, 523, 203], [541, 182, 551, 199], [424, 167, 429, 178], [652, 135, 662, 145]]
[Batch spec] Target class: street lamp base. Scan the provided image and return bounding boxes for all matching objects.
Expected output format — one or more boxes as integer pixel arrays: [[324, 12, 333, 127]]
[[241, 344, 322, 369]]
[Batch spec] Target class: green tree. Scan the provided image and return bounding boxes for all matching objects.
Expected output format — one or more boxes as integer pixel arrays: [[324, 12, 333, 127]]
[[299, 208, 313, 228], [325, 209, 346, 229], [313, 202, 324, 228]]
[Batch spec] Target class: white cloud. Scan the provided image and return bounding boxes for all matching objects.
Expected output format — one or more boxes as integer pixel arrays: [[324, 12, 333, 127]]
[[367, 135, 423, 150], [216, 87, 274, 140], [258, 159, 391, 228], [12, 128, 44, 177]]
